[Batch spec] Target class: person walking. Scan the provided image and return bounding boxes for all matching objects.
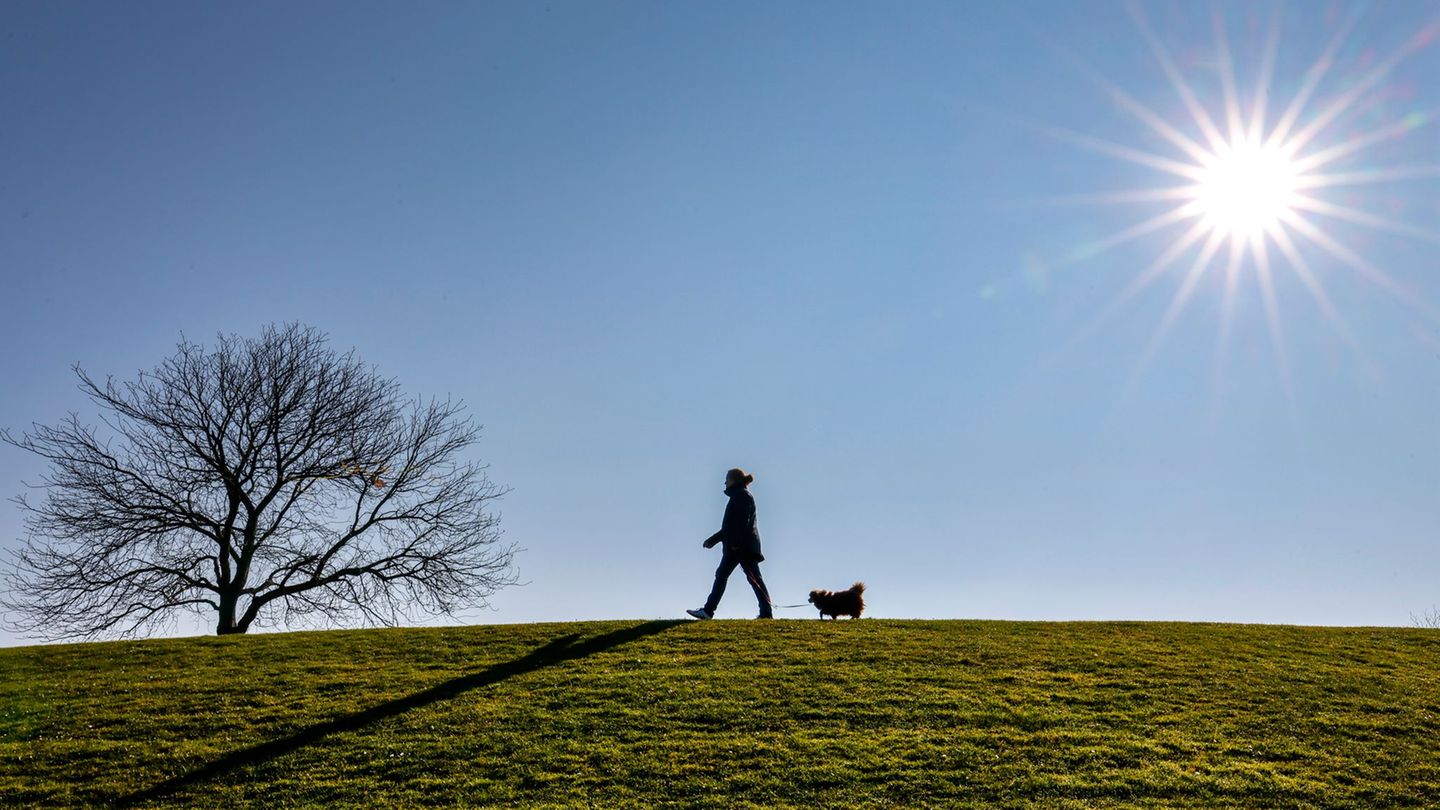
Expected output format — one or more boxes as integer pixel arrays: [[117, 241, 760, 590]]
[[687, 467, 772, 620]]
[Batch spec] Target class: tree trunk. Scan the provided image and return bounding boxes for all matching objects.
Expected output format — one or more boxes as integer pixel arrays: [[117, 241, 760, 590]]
[[216, 593, 244, 634]]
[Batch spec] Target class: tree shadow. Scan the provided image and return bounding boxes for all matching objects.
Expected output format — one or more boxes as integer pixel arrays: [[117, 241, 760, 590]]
[[116, 620, 682, 807]]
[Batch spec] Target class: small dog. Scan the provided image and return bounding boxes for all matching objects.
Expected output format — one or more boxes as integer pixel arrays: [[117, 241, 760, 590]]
[[808, 582, 866, 619]]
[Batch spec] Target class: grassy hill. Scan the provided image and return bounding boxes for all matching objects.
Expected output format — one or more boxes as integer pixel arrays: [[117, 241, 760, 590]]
[[2, 619, 1438, 808]]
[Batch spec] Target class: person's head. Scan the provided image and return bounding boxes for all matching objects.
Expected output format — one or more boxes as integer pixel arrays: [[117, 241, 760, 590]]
[[725, 467, 754, 490]]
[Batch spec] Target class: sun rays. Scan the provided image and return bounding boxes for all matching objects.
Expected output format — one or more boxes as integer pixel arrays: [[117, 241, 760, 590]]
[[1049, 2, 1440, 394]]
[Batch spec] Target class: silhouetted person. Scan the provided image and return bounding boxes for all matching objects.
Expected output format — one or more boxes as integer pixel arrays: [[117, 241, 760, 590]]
[[687, 468, 772, 620]]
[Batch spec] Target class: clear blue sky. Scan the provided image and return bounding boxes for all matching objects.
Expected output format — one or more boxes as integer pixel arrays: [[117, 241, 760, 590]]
[[2, 1, 1437, 643]]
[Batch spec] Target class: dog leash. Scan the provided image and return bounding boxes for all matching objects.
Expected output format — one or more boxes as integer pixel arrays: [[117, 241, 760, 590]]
[[741, 567, 809, 609]]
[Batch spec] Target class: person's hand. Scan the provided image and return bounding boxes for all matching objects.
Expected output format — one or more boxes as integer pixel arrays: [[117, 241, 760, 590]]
[[703, 538, 718, 548]]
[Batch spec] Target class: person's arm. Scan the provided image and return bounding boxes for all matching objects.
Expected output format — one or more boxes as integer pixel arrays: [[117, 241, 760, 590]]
[[704, 498, 741, 547], [720, 497, 745, 545]]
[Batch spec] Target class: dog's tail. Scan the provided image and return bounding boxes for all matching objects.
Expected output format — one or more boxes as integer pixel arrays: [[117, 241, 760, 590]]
[[852, 581, 866, 593]]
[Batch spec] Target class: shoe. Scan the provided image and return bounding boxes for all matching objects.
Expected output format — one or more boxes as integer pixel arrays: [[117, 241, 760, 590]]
[[756, 615, 773, 620], [686, 608, 713, 620]]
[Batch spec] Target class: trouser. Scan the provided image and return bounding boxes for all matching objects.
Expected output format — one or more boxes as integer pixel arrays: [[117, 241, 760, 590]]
[[704, 549, 772, 618]]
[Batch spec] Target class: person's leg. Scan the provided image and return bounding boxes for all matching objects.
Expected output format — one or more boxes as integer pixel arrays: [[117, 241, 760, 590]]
[[738, 556, 773, 619], [703, 551, 740, 615]]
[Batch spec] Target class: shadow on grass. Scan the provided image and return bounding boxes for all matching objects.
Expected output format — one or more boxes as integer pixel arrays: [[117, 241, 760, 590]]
[[116, 620, 682, 807]]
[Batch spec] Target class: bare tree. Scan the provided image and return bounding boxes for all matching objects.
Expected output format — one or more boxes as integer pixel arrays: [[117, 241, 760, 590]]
[[2, 324, 517, 639], [1414, 607, 1440, 630]]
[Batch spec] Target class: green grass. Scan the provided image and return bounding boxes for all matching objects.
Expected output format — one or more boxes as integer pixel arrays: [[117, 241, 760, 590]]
[[1, 619, 1438, 807]]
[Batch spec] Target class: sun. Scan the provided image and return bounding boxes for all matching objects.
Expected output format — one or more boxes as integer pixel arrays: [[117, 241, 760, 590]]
[[1192, 139, 1300, 239], [1039, 4, 1440, 395]]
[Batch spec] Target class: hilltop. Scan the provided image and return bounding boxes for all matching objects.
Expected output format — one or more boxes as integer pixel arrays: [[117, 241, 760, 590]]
[[2, 619, 1438, 807]]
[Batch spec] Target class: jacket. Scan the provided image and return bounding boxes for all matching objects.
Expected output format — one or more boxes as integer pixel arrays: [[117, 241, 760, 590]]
[[705, 486, 764, 561]]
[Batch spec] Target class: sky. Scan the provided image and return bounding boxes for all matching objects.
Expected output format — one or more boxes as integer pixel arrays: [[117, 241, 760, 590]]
[[1, 1, 1438, 644]]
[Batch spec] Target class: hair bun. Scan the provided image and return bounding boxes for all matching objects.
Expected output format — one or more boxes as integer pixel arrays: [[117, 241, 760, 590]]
[[743, 473, 755, 484]]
